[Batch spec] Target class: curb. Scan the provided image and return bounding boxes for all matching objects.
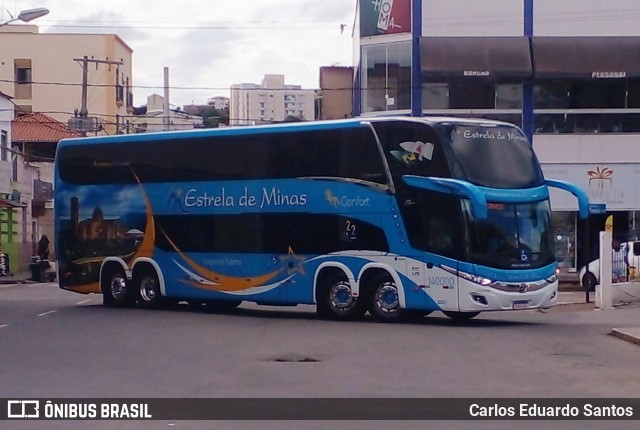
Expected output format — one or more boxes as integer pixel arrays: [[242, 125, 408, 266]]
[[609, 328, 640, 346]]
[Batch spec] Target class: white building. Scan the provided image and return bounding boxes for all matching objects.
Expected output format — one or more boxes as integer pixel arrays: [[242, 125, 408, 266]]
[[207, 96, 229, 111], [352, 0, 640, 272], [129, 94, 203, 133], [230, 74, 315, 126]]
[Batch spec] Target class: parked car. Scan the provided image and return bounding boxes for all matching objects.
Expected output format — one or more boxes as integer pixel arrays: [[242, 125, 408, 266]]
[[579, 240, 640, 290]]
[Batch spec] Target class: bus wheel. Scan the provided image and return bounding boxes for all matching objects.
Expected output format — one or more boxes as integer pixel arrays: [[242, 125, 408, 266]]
[[102, 266, 134, 307], [443, 311, 480, 321], [368, 275, 402, 322], [136, 270, 163, 309], [317, 275, 366, 321]]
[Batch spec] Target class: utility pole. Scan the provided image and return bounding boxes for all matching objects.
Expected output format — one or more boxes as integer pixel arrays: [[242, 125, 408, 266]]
[[163, 66, 170, 131], [69, 56, 123, 135]]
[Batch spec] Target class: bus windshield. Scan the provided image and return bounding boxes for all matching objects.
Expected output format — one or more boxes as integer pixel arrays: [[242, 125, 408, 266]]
[[466, 200, 555, 270], [441, 124, 545, 189]]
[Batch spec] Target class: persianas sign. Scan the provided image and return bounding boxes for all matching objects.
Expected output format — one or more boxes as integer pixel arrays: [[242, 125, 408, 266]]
[[360, 0, 411, 37]]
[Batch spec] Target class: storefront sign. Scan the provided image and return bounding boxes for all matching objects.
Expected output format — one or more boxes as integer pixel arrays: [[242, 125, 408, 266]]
[[543, 163, 639, 211]]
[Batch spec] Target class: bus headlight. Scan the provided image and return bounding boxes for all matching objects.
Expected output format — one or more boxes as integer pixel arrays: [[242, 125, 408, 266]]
[[441, 265, 495, 287], [545, 273, 558, 283]]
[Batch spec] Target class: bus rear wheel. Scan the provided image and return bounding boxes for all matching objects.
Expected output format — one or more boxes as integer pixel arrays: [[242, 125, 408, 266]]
[[368, 275, 403, 322], [102, 265, 134, 307], [443, 311, 480, 321], [136, 269, 163, 309], [317, 274, 366, 321]]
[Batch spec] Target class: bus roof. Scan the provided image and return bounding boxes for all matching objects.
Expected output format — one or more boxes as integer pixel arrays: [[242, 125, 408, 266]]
[[57, 116, 520, 148]]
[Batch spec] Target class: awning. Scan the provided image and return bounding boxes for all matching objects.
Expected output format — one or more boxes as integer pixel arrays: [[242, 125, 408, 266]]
[[0, 199, 26, 209], [532, 37, 640, 79], [420, 36, 532, 80]]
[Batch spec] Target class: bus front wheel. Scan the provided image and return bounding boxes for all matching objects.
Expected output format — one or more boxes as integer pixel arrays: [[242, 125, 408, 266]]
[[443, 311, 480, 321], [317, 274, 366, 321], [368, 275, 403, 322], [102, 266, 134, 307]]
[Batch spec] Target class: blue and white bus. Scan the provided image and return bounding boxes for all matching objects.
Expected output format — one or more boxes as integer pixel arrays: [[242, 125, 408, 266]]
[[54, 117, 589, 321]]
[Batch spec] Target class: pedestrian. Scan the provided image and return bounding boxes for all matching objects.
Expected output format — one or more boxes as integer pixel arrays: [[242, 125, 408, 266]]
[[38, 235, 50, 260], [612, 239, 635, 283]]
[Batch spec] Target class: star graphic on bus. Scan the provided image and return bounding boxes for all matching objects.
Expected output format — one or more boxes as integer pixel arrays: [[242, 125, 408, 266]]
[[283, 246, 306, 275]]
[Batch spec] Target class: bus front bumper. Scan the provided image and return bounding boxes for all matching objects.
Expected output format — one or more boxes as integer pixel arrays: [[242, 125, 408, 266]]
[[456, 280, 558, 312]]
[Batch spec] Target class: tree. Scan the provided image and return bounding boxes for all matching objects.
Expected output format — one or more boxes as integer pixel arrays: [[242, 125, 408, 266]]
[[202, 107, 229, 128]]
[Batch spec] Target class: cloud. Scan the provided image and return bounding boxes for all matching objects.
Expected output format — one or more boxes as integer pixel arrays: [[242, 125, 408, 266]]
[[21, 0, 356, 106]]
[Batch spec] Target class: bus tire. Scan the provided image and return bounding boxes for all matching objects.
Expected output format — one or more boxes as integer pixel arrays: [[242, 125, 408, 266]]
[[136, 268, 163, 309], [317, 274, 366, 321], [368, 274, 403, 322], [443, 311, 480, 321], [102, 265, 134, 307]]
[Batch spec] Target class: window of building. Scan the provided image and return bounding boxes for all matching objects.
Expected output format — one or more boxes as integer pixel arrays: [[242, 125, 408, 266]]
[[628, 79, 640, 108], [535, 79, 627, 109], [362, 41, 412, 113], [422, 83, 449, 109], [495, 84, 523, 109], [448, 81, 495, 109], [1, 131, 7, 162]]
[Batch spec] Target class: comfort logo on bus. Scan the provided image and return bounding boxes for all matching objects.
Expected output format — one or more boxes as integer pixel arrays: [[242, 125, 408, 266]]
[[324, 190, 371, 208]]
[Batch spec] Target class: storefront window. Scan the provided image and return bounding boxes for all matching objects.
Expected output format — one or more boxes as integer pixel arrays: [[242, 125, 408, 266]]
[[361, 42, 412, 113]]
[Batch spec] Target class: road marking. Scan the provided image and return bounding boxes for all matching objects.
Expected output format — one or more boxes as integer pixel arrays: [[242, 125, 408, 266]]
[[76, 300, 91, 305], [0, 324, 9, 329], [37, 310, 58, 317]]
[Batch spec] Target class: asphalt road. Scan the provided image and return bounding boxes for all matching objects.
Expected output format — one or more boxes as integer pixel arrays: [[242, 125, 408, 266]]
[[1, 283, 639, 430]]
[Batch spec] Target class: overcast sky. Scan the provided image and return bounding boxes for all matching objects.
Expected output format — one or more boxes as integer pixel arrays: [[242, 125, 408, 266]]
[[3, 0, 356, 107]]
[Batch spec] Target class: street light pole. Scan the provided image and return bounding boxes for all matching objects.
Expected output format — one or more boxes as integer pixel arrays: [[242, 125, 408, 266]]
[[0, 7, 49, 27]]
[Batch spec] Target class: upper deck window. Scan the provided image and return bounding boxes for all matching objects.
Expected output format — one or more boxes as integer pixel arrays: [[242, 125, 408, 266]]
[[442, 124, 544, 189]]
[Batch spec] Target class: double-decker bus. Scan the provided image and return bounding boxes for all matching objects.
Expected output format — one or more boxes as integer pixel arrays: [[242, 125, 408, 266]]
[[54, 117, 589, 321]]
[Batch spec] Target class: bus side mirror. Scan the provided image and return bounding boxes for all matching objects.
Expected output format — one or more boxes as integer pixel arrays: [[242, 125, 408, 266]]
[[633, 241, 640, 256]]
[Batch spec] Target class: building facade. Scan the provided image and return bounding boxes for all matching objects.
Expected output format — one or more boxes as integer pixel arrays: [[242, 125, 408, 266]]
[[0, 25, 133, 135], [0, 91, 24, 273], [353, 0, 640, 272], [230, 74, 315, 125], [318, 66, 354, 120], [11, 113, 78, 271]]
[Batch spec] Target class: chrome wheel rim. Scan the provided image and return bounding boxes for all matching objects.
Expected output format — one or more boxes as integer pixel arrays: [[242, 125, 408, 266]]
[[329, 281, 356, 314], [375, 282, 399, 314], [139, 276, 158, 303], [109, 276, 128, 301]]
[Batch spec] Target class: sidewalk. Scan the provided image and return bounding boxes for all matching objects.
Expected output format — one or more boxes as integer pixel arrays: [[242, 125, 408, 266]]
[[0, 271, 35, 285]]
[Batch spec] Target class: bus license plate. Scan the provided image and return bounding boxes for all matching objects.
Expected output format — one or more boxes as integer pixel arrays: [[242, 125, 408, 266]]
[[512, 300, 529, 310]]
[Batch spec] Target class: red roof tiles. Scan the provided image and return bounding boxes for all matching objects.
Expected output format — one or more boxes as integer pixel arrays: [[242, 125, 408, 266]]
[[11, 113, 79, 143]]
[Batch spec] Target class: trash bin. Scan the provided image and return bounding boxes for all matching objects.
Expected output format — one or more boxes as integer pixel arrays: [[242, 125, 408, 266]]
[[29, 256, 51, 282]]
